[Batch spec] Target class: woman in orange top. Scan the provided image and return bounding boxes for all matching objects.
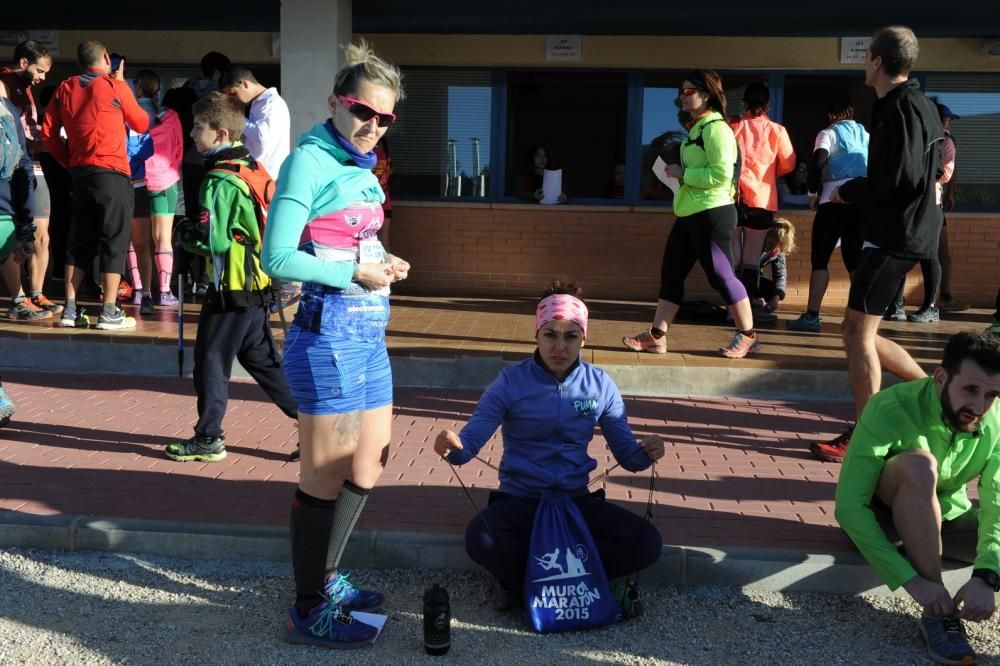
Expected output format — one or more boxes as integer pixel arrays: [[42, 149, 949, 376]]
[[730, 83, 795, 320]]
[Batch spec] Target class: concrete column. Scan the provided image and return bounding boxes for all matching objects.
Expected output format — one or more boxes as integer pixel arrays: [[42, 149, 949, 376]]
[[280, 0, 353, 141]]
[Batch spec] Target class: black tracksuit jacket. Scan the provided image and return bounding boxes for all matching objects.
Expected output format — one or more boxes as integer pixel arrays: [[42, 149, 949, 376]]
[[838, 79, 945, 260]]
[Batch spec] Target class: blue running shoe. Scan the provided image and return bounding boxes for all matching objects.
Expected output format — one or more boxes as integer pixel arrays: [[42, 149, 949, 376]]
[[285, 602, 377, 649], [0, 385, 14, 428], [325, 572, 384, 612], [919, 615, 976, 665]]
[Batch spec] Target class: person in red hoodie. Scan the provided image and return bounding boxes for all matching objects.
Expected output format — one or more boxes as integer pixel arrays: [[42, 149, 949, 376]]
[[729, 83, 795, 322], [39, 40, 150, 330]]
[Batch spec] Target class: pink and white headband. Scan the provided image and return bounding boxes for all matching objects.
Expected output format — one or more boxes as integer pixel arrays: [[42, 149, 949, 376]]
[[535, 294, 589, 337]]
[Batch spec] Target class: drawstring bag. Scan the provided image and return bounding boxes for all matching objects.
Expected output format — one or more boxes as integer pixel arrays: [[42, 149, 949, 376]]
[[524, 493, 621, 633]]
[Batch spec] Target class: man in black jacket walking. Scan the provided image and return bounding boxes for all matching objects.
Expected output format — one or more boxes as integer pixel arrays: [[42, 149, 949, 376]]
[[811, 25, 945, 464]]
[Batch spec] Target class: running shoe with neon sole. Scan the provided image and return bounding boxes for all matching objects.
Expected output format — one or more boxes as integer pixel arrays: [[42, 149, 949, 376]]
[[720, 332, 760, 359], [810, 426, 854, 463], [919, 615, 976, 665], [0, 385, 14, 428], [285, 602, 378, 649], [622, 328, 667, 354], [6, 297, 52, 321], [30, 294, 63, 315], [58, 309, 90, 328], [787, 311, 821, 332], [96, 307, 137, 330], [165, 434, 227, 462], [325, 573, 384, 613]]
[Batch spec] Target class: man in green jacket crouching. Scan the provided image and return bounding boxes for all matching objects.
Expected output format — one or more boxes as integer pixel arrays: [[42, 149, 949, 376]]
[[836, 330, 1000, 665]]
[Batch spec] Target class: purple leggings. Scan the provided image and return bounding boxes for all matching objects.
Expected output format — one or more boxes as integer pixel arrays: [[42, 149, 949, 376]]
[[659, 204, 747, 306]]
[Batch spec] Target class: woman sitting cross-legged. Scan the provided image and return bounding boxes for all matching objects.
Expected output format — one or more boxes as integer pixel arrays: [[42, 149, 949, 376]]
[[434, 281, 665, 610]]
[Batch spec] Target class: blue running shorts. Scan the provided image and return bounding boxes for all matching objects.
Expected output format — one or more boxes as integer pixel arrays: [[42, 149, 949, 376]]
[[282, 325, 393, 415]]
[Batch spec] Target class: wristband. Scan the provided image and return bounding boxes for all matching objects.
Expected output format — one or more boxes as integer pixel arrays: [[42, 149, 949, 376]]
[[972, 568, 1000, 592]]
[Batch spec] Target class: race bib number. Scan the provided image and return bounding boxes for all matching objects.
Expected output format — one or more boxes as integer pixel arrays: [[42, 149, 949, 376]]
[[358, 239, 385, 264]]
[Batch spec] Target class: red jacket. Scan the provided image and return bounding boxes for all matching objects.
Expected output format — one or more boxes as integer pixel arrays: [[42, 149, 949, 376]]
[[730, 113, 796, 211], [40, 68, 149, 176]]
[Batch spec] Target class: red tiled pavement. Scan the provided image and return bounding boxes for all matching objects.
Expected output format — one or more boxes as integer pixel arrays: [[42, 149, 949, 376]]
[[0, 370, 873, 553]]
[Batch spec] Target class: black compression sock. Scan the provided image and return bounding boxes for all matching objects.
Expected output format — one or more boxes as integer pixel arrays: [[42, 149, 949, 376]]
[[291, 488, 337, 617]]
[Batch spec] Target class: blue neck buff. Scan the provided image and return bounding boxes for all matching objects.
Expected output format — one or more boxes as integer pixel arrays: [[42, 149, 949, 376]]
[[327, 120, 377, 168]]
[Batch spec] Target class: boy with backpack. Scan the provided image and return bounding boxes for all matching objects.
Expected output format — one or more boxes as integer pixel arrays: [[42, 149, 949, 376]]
[[165, 91, 297, 462]]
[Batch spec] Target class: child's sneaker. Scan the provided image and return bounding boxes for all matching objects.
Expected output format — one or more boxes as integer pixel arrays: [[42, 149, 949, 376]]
[[0, 385, 14, 428], [165, 434, 227, 462], [139, 294, 155, 316], [58, 309, 90, 328], [325, 572, 384, 613], [285, 602, 378, 649], [6, 297, 52, 321], [720, 332, 760, 359], [786, 311, 821, 332], [158, 291, 179, 306], [96, 307, 137, 330], [131, 291, 144, 306], [30, 294, 63, 315]]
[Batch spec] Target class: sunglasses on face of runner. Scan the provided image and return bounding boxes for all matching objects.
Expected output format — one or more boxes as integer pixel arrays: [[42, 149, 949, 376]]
[[680, 87, 704, 97], [337, 95, 397, 127]]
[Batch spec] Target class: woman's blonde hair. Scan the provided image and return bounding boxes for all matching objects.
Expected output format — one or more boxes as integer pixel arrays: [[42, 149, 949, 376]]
[[771, 218, 797, 255], [333, 39, 405, 103]]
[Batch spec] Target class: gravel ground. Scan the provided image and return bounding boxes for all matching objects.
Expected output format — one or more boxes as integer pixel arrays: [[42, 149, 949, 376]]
[[0, 548, 997, 665]]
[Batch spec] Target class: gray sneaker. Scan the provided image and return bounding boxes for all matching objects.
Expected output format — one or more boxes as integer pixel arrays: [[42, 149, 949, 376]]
[[919, 615, 976, 665], [787, 312, 821, 332], [58, 309, 91, 328], [165, 434, 227, 462], [96, 307, 137, 331], [907, 306, 940, 323], [883, 305, 907, 322]]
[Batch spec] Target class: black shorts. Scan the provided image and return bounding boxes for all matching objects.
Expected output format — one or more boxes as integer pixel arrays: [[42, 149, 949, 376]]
[[738, 205, 774, 231], [67, 170, 134, 276], [811, 202, 863, 272], [847, 248, 916, 315], [872, 496, 978, 564], [132, 185, 150, 218]]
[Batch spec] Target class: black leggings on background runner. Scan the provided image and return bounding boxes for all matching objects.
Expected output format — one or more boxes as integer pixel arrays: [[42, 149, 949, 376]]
[[810, 202, 863, 273], [659, 204, 746, 306]]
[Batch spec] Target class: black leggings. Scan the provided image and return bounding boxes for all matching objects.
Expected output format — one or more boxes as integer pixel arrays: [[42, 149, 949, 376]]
[[659, 205, 746, 306], [810, 202, 863, 273], [890, 255, 941, 312]]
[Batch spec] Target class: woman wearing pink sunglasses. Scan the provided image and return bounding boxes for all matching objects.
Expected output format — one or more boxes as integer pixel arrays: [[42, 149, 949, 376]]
[[262, 40, 410, 650]]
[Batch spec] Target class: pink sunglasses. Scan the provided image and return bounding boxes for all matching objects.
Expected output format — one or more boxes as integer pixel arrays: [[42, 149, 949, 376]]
[[337, 95, 397, 127]]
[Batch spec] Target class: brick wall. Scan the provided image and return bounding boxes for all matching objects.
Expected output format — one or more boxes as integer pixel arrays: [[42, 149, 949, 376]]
[[390, 202, 1000, 307]]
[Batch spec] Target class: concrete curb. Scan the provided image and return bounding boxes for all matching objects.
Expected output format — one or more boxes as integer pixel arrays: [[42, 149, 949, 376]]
[[0, 512, 972, 596], [0, 338, 859, 400]]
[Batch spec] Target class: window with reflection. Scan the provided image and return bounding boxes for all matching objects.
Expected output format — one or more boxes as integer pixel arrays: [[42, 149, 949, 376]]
[[924, 74, 1000, 209], [388, 69, 493, 198]]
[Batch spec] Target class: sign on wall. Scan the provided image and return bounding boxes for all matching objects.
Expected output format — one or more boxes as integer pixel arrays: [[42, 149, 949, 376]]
[[546, 35, 582, 62], [840, 37, 871, 65]]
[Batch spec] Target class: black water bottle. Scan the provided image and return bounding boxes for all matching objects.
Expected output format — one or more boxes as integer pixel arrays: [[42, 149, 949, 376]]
[[423, 584, 451, 655]]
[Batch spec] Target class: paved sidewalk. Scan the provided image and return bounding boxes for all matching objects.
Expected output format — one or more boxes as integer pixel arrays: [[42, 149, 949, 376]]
[[0, 370, 861, 553]]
